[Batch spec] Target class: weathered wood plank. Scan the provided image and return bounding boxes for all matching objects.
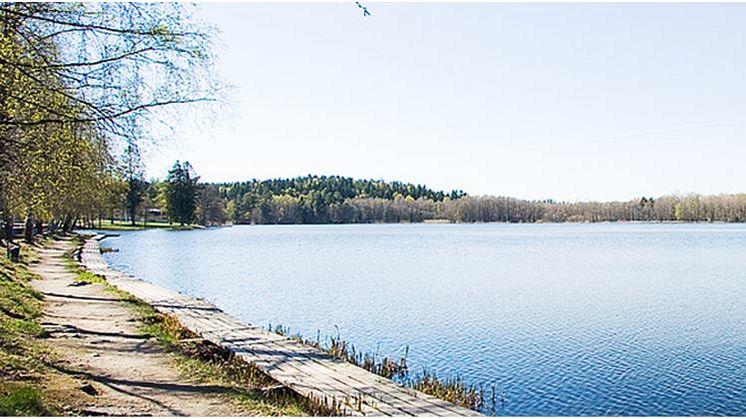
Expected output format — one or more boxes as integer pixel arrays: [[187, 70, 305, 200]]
[[80, 235, 481, 417]]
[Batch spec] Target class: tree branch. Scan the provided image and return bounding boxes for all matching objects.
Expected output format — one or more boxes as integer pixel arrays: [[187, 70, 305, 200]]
[[0, 97, 215, 127], [0, 6, 205, 38]]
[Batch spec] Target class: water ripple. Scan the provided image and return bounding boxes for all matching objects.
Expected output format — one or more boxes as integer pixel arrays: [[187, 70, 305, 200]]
[[102, 223, 746, 415]]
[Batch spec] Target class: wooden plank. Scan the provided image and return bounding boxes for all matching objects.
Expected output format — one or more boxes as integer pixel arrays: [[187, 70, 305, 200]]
[[235, 331, 462, 416], [228, 336, 399, 416]]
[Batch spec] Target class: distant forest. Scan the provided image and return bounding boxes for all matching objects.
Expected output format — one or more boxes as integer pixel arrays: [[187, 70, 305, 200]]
[[217, 176, 466, 224], [210, 175, 746, 225]]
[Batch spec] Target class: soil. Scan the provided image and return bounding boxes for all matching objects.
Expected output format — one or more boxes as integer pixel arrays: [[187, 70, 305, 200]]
[[28, 238, 251, 416]]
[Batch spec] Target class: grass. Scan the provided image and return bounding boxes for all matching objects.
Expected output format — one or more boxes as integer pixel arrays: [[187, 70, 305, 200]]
[[88, 220, 202, 231], [408, 371, 488, 412], [271, 324, 409, 380], [0, 242, 64, 415], [0, 384, 45, 416], [61, 241, 319, 416], [137, 314, 312, 416]]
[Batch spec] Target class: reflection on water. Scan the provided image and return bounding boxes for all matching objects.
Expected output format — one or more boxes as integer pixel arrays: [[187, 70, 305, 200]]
[[101, 223, 746, 415]]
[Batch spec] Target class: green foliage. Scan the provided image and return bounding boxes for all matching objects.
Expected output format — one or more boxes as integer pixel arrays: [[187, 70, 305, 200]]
[[126, 173, 746, 225], [122, 143, 145, 226], [96, 220, 171, 231], [125, 178, 146, 225], [0, 2, 217, 236], [196, 184, 227, 226], [218, 175, 465, 224], [0, 385, 45, 416], [164, 161, 199, 225]]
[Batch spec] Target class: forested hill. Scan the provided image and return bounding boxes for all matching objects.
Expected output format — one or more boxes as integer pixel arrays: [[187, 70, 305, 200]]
[[205, 174, 746, 225], [217, 175, 466, 224]]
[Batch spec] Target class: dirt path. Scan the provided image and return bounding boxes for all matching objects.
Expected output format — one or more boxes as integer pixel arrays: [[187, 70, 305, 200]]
[[28, 238, 250, 416]]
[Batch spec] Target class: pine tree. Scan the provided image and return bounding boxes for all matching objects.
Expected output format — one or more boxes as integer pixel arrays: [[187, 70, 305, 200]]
[[165, 161, 199, 226]]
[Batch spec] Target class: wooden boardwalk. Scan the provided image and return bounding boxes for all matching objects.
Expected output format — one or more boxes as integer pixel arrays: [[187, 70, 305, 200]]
[[80, 235, 482, 417]]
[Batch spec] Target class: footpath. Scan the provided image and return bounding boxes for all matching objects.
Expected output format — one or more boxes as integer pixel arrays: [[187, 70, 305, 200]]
[[29, 238, 250, 416]]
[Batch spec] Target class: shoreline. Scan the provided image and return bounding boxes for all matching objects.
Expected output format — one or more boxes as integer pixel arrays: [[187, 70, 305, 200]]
[[87, 219, 746, 233], [81, 235, 483, 416]]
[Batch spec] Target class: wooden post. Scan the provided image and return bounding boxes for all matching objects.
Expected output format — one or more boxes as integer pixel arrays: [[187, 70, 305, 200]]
[[7, 243, 20, 262]]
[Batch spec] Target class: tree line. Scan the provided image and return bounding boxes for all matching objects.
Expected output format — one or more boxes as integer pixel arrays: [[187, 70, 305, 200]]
[[208, 188, 746, 225], [434, 194, 746, 224], [108, 171, 746, 226], [92, 161, 226, 228], [115, 173, 745, 226]]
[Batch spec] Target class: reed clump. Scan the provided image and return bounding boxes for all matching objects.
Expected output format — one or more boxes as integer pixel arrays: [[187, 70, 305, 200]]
[[269, 324, 489, 412], [408, 370, 484, 411]]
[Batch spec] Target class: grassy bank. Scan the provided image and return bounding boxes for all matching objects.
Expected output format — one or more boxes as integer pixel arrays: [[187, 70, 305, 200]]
[[85, 220, 202, 231]]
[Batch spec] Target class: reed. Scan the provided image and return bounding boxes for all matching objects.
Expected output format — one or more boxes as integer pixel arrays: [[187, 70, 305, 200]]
[[269, 324, 488, 412], [408, 370, 484, 411]]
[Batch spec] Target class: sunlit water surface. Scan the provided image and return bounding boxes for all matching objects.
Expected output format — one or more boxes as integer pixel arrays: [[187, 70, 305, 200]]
[[99, 223, 746, 415]]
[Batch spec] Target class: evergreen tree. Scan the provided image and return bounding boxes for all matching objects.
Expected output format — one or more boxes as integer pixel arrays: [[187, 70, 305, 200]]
[[165, 161, 199, 226]]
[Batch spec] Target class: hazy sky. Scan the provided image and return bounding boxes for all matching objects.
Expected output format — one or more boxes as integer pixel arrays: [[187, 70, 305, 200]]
[[146, 3, 746, 202]]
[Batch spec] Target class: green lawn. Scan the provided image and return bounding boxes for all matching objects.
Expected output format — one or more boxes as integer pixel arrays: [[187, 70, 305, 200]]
[[0, 245, 58, 415], [91, 220, 201, 231]]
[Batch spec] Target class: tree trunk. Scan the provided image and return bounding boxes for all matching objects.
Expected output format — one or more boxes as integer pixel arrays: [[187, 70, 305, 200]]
[[2, 217, 13, 244], [62, 216, 72, 233], [24, 213, 34, 242]]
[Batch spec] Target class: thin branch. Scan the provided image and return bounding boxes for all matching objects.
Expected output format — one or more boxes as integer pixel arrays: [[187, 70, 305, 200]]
[[0, 97, 215, 127], [7, 47, 156, 69], [0, 6, 205, 38], [0, 58, 108, 119]]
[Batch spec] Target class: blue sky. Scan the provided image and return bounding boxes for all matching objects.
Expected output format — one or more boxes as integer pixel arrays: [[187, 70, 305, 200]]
[[147, 3, 746, 202]]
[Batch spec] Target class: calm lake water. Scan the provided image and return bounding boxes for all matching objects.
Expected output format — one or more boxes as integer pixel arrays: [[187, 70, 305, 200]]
[[99, 223, 746, 415]]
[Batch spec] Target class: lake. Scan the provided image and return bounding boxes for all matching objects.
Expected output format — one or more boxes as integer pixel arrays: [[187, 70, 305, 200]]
[[99, 223, 746, 415]]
